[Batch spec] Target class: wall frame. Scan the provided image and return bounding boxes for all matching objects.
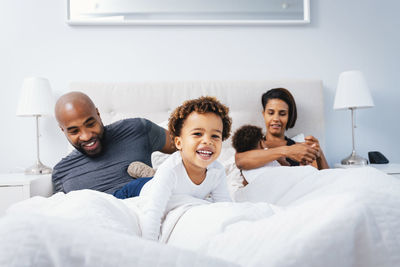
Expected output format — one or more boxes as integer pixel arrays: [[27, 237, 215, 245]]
[[67, 0, 310, 26]]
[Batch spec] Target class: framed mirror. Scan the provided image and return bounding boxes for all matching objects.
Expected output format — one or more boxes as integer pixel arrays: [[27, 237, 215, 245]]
[[67, 0, 310, 25]]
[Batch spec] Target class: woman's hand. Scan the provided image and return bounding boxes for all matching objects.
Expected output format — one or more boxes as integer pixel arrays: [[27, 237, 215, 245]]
[[277, 157, 290, 166], [304, 135, 321, 158], [285, 143, 319, 165], [303, 135, 330, 170]]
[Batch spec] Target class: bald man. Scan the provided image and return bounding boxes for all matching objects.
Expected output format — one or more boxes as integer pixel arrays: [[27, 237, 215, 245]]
[[52, 91, 175, 197]]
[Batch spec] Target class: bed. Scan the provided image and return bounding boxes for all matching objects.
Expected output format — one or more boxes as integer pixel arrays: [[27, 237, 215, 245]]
[[1, 80, 399, 267]]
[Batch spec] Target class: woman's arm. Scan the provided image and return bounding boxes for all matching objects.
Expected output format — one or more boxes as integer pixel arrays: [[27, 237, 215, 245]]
[[316, 151, 329, 169], [235, 144, 318, 170], [304, 136, 329, 169]]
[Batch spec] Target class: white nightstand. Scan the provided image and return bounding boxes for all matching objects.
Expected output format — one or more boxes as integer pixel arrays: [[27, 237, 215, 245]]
[[335, 163, 400, 179], [0, 173, 53, 216], [370, 163, 400, 179]]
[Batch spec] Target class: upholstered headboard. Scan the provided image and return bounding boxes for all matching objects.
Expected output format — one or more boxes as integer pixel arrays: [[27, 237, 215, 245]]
[[69, 80, 324, 151]]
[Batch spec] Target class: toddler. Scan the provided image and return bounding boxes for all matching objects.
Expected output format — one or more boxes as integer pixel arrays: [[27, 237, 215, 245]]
[[232, 125, 284, 185], [140, 96, 232, 241]]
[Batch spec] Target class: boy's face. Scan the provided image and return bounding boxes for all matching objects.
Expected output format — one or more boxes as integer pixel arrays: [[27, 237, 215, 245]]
[[175, 112, 223, 179]]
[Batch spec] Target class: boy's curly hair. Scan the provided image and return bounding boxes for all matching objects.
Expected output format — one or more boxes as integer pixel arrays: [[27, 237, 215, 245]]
[[168, 96, 232, 141], [232, 125, 264, 153]]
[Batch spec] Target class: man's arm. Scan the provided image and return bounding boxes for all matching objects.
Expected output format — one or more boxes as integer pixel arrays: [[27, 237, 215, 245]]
[[160, 129, 176, 154], [144, 119, 176, 154]]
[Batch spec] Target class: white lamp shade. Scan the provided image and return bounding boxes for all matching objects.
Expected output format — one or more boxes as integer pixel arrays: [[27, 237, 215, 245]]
[[333, 70, 374, 110], [16, 77, 54, 116]]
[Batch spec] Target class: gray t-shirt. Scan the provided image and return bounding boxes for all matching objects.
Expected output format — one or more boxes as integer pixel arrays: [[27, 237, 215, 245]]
[[52, 118, 166, 194]]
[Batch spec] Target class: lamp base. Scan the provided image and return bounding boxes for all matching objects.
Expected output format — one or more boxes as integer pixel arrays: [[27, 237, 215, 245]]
[[25, 161, 52, 175], [341, 151, 368, 166]]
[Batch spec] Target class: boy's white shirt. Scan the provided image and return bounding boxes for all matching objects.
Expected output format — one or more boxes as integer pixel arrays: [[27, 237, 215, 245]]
[[140, 151, 232, 241]]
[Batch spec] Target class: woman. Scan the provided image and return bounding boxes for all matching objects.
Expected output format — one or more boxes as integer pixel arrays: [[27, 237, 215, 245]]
[[235, 88, 329, 171]]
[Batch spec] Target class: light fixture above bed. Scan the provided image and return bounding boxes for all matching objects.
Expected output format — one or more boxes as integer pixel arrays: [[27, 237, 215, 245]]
[[334, 70, 374, 165]]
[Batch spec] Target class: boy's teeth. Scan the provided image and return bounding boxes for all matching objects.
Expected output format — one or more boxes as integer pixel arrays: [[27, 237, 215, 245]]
[[198, 150, 212, 154]]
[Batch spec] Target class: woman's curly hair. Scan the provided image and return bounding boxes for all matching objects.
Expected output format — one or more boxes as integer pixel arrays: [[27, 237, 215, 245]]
[[168, 96, 232, 141], [232, 125, 264, 153]]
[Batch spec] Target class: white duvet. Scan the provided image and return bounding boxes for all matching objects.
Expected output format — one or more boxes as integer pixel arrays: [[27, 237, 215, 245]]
[[1, 166, 399, 267], [166, 166, 400, 267], [162, 166, 400, 267], [0, 191, 237, 267]]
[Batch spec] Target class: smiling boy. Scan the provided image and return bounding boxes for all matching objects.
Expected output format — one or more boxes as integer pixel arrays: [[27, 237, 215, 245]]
[[140, 96, 233, 241]]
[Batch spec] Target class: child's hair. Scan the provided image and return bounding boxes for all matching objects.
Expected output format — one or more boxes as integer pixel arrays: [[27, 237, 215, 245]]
[[261, 88, 297, 129], [168, 96, 232, 141], [232, 125, 264, 153]]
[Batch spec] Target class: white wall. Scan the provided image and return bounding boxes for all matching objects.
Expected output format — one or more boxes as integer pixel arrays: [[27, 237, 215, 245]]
[[0, 0, 399, 173]]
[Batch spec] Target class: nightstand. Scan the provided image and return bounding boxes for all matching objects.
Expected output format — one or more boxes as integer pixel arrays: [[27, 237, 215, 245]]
[[370, 163, 400, 179], [334, 163, 400, 179], [0, 173, 53, 216]]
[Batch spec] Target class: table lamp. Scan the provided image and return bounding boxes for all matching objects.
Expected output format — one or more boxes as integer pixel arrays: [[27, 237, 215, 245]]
[[333, 70, 374, 165], [16, 77, 54, 174]]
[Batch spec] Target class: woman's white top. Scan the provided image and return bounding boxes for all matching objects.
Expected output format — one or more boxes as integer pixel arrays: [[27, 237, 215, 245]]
[[140, 151, 232, 240]]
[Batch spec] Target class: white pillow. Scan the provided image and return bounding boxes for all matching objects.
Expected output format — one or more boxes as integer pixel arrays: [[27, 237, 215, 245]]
[[151, 121, 170, 169], [151, 151, 170, 170], [157, 120, 168, 129]]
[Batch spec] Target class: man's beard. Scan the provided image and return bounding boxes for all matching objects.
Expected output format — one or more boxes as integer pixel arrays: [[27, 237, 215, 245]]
[[74, 131, 105, 157]]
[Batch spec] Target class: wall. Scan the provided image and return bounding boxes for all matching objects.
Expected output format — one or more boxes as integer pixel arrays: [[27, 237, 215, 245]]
[[0, 0, 399, 172]]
